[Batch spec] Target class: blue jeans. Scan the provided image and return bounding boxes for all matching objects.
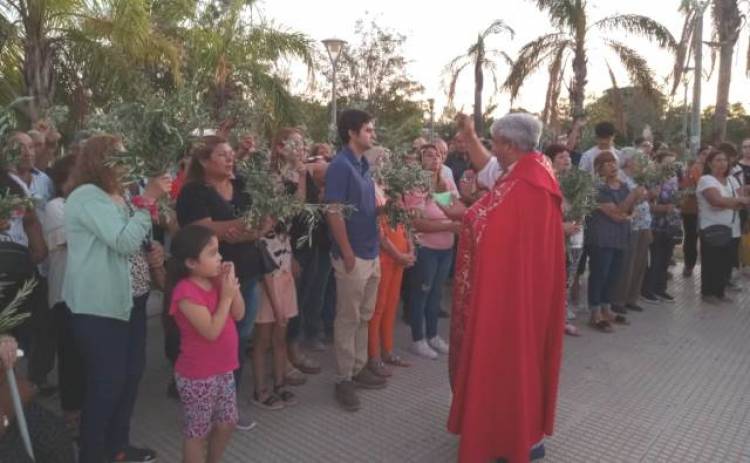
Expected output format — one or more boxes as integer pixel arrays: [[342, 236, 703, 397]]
[[72, 294, 148, 463], [587, 246, 624, 313], [288, 245, 333, 342], [234, 277, 259, 387], [407, 247, 453, 341]]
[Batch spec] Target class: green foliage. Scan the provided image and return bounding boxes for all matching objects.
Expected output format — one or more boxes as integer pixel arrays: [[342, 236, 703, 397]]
[[556, 168, 597, 221], [0, 278, 36, 334], [0, 188, 36, 221], [629, 150, 678, 187], [377, 150, 433, 230]]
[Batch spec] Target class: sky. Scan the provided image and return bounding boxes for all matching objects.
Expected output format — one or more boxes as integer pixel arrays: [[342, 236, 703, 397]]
[[258, 0, 750, 119]]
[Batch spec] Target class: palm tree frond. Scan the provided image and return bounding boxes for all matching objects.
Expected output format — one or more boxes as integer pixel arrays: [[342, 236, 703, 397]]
[[503, 33, 567, 99], [535, 0, 579, 31], [594, 14, 677, 50], [671, 9, 696, 95], [607, 40, 659, 98], [481, 19, 515, 39]]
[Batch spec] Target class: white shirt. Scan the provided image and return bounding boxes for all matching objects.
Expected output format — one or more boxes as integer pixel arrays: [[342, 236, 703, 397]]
[[578, 146, 623, 175], [40, 197, 67, 306], [477, 157, 503, 189], [1, 176, 31, 246], [697, 175, 741, 238], [441, 164, 457, 192]]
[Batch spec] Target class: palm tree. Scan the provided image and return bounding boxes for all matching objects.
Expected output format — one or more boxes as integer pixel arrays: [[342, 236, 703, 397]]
[[504, 0, 676, 132], [0, 0, 180, 121], [445, 20, 515, 136]]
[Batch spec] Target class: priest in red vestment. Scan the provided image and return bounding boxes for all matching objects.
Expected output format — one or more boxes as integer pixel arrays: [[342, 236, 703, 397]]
[[445, 113, 566, 463]]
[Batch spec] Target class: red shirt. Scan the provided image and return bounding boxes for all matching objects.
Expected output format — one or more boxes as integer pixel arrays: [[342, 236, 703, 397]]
[[170, 278, 238, 379]]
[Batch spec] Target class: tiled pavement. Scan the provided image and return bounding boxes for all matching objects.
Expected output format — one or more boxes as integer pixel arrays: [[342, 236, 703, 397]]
[[53, 264, 750, 462]]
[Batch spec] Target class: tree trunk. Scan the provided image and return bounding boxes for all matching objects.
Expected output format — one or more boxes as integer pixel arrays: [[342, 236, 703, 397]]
[[712, 0, 741, 143], [569, 15, 588, 130], [474, 45, 484, 137], [22, 25, 55, 122]]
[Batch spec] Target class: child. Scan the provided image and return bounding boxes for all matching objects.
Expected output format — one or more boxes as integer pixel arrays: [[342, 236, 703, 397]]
[[167, 225, 245, 463]]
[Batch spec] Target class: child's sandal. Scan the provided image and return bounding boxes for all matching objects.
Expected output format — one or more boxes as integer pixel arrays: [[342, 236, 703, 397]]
[[274, 385, 298, 406], [251, 391, 285, 411]]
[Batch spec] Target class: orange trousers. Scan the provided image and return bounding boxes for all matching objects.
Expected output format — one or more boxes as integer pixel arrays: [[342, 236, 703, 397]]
[[368, 227, 409, 359]]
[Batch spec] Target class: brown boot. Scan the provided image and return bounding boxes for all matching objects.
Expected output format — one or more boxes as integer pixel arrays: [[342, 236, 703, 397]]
[[335, 381, 360, 412]]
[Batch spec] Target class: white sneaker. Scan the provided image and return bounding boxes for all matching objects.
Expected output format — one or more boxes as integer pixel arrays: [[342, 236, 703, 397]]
[[428, 336, 450, 355], [411, 340, 438, 360]]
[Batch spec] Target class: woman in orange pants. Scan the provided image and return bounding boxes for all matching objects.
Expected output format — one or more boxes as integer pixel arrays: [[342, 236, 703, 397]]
[[367, 165, 416, 377]]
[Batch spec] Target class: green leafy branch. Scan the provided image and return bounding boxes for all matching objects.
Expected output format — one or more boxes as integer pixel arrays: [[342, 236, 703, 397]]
[[557, 168, 598, 222], [0, 188, 36, 222], [0, 278, 36, 334]]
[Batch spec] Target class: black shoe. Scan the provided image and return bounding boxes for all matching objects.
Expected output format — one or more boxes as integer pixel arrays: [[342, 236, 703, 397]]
[[655, 292, 675, 303], [611, 305, 628, 315], [335, 381, 360, 412], [530, 443, 546, 460], [683, 268, 693, 277], [641, 293, 660, 304], [111, 446, 157, 462], [33, 381, 58, 398], [438, 309, 449, 318], [625, 303, 644, 312]]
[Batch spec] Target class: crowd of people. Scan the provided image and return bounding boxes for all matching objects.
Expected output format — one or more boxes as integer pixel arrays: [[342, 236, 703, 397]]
[[0, 107, 749, 463]]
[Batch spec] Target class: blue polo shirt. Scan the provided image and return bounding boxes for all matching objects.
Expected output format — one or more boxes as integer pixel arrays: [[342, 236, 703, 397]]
[[324, 147, 379, 260]]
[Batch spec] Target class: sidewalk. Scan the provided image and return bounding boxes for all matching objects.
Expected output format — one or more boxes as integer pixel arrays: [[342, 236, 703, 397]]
[[121, 265, 750, 462]]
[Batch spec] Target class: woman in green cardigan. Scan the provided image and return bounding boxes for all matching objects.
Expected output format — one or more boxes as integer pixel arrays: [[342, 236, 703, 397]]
[[63, 134, 169, 463]]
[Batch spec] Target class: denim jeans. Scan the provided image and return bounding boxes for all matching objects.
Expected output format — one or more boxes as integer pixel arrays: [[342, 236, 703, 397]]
[[234, 277, 259, 387], [587, 246, 624, 313], [288, 245, 333, 342], [407, 246, 453, 341], [73, 294, 148, 463]]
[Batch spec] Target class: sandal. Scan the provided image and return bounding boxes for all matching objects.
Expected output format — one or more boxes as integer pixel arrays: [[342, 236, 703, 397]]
[[383, 352, 411, 368], [273, 385, 298, 406], [251, 391, 285, 410], [285, 367, 308, 386], [589, 319, 613, 333], [293, 355, 321, 375], [564, 323, 581, 337], [611, 314, 629, 325], [367, 359, 393, 377]]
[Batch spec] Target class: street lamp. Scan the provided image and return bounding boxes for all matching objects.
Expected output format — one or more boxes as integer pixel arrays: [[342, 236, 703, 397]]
[[322, 38, 347, 143]]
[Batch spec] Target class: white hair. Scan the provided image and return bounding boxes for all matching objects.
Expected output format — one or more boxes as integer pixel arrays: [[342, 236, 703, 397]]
[[490, 113, 543, 152]]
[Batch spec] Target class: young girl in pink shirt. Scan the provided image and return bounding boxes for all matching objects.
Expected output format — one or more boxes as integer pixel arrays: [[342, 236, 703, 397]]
[[167, 225, 245, 463]]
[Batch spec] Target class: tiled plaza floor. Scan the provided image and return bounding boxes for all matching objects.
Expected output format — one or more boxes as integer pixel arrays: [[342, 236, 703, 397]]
[[57, 264, 750, 462]]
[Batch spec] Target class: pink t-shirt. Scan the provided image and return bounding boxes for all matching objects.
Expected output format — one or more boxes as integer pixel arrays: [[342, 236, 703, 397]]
[[405, 191, 456, 250], [169, 278, 238, 379]]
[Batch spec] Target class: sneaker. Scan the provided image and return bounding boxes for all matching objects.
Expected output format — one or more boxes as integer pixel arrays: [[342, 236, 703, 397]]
[[411, 340, 438, 360], [428, 336, 450, 355], [726, 282, 742, 293], [625, 303, 644, 312], [655, 292, 675, 303], [701, 295, 721, 305], [352, 368, 387, 389], [304, 337, 327, 352], [640, 293, 660, 305], [335, 380, 360, 412], [236, 414, 257, 431], [718, 295, 734, 304], [111, 446, 156, 462]]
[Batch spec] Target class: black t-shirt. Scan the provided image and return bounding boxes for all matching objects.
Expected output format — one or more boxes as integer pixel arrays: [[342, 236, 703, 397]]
[[445, 151, 469, 185], [176, 178, 266, 279]]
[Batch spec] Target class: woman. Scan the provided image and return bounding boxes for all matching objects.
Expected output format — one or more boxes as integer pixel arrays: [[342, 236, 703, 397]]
[[681, 146, 710, 277], [365, 147, 415, 376], [587, 151, 645, 333], [176, 135, 272, 428], [544, 144, 582, 336], [643, 151, 682, 303], [697, 149, 749, 303], [406, 144, 460, 359], [40, 155, 83, 437], [611, 149, 653, 313], [63, 134, 169, 462]]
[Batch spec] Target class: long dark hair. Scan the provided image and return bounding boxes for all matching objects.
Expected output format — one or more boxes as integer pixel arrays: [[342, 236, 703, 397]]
[[703, 149, 730, 177], [186, 135, 228, 184], [162, 225, 217, 326]]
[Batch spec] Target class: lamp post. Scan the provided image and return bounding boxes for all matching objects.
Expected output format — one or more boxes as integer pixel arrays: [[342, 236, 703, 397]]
[[323, 38, 347, 143]]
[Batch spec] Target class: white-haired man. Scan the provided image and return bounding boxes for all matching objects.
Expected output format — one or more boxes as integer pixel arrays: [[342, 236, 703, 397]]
[[447, 113, 565, 463]]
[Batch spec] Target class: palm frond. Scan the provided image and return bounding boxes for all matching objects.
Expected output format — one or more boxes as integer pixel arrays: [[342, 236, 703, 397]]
[[605, 62, 626, 134], [481, 19, 515, 40], [444, 54, 472, 106], [542, 43, 567, 125], [606, 40, 659, 98], [503, 33, 568, 100], [594, 14, 677, 50], [671, 8, 696, 95], [244, 24, 314, 73], [535, 0, 580, 31]]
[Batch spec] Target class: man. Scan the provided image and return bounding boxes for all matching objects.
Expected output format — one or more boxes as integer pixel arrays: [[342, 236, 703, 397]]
[[578, 121, 622, 174], [446, 113, 566, 463], [434, 138, 459, 192], [444, 134, 470, 185], [325, 109, 385, 412], [11, 132, 54, 207]]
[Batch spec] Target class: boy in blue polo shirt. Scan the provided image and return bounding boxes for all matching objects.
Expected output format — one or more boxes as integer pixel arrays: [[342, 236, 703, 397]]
[[325, 109, 386, 411]]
